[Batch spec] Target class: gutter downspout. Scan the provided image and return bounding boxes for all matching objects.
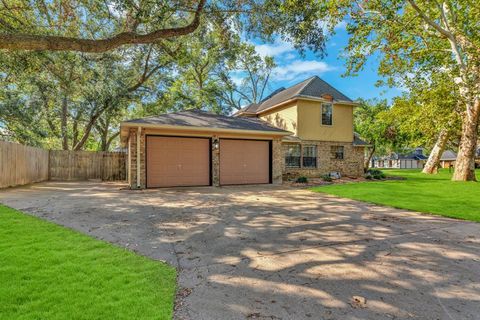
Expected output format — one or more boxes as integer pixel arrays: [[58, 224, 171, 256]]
[[137, 126, 141, 188]]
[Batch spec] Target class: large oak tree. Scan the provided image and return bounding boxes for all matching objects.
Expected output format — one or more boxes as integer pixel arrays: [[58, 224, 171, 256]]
[[0, 0, 329, 55]]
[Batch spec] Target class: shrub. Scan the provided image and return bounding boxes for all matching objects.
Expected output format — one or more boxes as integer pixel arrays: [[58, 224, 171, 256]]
[[296, 176, 308, 183], [321, 174, 332, 182], [367, 169, 383, 175], [373, 172, 386, 179], [366, 169, 386, 180]]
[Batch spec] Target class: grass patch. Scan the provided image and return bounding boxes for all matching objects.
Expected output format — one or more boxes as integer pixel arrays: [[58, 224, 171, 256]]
[[0, 205, 176, 320], [311, 169, 480, 222]]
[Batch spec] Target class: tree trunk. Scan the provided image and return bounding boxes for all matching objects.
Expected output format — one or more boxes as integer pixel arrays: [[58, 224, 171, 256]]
[[61, 96, 69, 150], [105, 132, 120, 151], [364, 145, 375, 172], [422, 129, 450, 174], [452, 100, 480, 181]]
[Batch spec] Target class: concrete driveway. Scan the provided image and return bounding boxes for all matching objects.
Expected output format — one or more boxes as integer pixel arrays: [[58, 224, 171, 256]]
[[1, 182, 479, 320]]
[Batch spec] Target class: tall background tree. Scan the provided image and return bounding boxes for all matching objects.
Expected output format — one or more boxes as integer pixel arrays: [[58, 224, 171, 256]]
[[318, 0, 480, 181], [0, 46, 172, 150], [0, 20, 275, 150]]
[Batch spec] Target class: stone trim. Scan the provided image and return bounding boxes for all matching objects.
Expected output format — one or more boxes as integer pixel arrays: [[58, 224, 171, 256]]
[[212, 136, 220, 187], [272, 138, 283, 184], [128, 127, 146, 188]]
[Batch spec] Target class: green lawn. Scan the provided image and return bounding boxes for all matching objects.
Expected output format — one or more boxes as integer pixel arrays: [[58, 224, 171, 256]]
[[0, 205, 176, 320], [311, 169, 480, 222]]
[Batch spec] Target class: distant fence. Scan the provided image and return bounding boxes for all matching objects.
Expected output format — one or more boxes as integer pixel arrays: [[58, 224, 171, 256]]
[[0, 141, 126, 188], [0, 141, 50, 188], [49, 150, 126, 181]]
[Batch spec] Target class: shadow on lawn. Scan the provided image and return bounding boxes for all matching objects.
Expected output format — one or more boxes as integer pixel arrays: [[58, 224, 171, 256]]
[[1, 182, 479, 320]]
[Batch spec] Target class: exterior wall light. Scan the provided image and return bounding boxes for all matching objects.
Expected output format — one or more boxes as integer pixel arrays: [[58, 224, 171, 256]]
[[212, 139, 219, 150]]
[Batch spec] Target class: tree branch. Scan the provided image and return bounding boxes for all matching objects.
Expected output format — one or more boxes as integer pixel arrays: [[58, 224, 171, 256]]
[[0, 0, 206, 52], [406, 0, 453, 40]]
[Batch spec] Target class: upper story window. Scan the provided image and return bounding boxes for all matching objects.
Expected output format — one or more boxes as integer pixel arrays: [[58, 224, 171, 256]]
[[321, 103, 333, 125]]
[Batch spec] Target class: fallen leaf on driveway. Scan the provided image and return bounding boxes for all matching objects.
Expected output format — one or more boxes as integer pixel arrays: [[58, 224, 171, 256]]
[[350, 295, 367, 308]]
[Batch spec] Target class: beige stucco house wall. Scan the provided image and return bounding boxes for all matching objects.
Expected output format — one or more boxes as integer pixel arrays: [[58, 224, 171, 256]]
[[296, 100, 354, 142], [260, 101, 298, 135]]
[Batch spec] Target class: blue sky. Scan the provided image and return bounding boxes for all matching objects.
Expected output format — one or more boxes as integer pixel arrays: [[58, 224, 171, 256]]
[[250, 24, 404, 102]]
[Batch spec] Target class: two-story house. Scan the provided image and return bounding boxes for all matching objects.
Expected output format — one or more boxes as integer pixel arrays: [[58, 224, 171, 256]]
[[120, 76, 366, 189], [236, 76, 367, 179]]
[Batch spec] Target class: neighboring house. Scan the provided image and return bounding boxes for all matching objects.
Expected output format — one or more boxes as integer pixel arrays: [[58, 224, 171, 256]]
[[440, 150, 457, 169], [373, 148, 427, 169], [440, 148, 480, 169], [120, 76, 366, 189]]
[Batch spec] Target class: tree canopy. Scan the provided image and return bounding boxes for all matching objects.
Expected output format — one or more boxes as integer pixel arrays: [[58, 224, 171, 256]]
[[0, 21, 275, 150], [0, 0, 329, 55]]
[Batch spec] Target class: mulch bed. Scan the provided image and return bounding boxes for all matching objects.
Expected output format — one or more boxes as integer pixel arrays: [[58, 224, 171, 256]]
[[284, 175, 405, 188]]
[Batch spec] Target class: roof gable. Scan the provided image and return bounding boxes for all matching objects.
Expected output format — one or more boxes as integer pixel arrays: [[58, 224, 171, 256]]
[[239, 76, 353, 115]]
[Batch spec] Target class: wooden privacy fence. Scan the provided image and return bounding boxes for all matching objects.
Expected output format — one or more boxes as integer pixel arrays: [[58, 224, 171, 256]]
[[0, 141, 49, 188], [0, 141, 126, 188], [49, 150, 126, 181]]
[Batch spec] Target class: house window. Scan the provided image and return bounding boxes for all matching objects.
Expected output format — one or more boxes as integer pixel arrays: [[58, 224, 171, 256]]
[[331, 146, 344, 160], [302, 145, 317, 168], [321, 103, 333, 125], [285, 145, 301, 168]]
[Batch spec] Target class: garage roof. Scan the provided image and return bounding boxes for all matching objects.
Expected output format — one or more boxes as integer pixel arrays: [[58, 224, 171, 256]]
[[121, 110, 291, 134]]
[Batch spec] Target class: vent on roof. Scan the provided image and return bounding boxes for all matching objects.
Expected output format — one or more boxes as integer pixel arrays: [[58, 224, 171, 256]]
[[260, 87, 286, 103]]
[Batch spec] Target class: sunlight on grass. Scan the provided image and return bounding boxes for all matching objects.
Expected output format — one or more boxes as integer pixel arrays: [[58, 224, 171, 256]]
[[311, 169, 480, 222], [0, 205, 176, 320]]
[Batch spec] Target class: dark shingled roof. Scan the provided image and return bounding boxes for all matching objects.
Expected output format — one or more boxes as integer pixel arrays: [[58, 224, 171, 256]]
[[240, 76, 353, 115], [353, 133, 370, 146], [123, 110, 291, 133]]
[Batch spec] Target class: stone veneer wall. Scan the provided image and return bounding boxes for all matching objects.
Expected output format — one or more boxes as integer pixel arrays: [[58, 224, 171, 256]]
[[272, 138, 283, 184], [211, 136, 220, 186], [282, 140, 364, 179], [129, 128, 146, 188]]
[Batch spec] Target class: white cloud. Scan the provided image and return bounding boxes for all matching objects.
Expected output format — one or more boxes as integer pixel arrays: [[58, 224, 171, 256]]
[[273, 60, 334, 81], [335, 20, 347, 30], [254, 40, 295, 58], [283, 53, 297, 61], [230, 74, 244, 86]]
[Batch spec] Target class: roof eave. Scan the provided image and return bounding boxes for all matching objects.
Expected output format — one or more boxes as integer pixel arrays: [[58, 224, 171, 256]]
[[120, 122, 292, 138], [255, 95, 359, 116], [353, 143, 372, 147]]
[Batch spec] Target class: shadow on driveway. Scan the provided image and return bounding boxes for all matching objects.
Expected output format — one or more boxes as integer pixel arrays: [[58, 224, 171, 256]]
[[1, 181, 479, 320]]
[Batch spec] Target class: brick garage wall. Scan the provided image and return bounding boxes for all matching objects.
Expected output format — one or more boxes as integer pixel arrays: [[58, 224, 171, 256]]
[[212, 136, 220, 186], [283, 140, 364, 179], [128, 128, 146, 188]]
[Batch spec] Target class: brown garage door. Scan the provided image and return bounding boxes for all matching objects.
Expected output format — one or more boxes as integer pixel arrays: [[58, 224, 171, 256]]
[[146, 136, 210, 188], [219, 139, 271, 185]]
